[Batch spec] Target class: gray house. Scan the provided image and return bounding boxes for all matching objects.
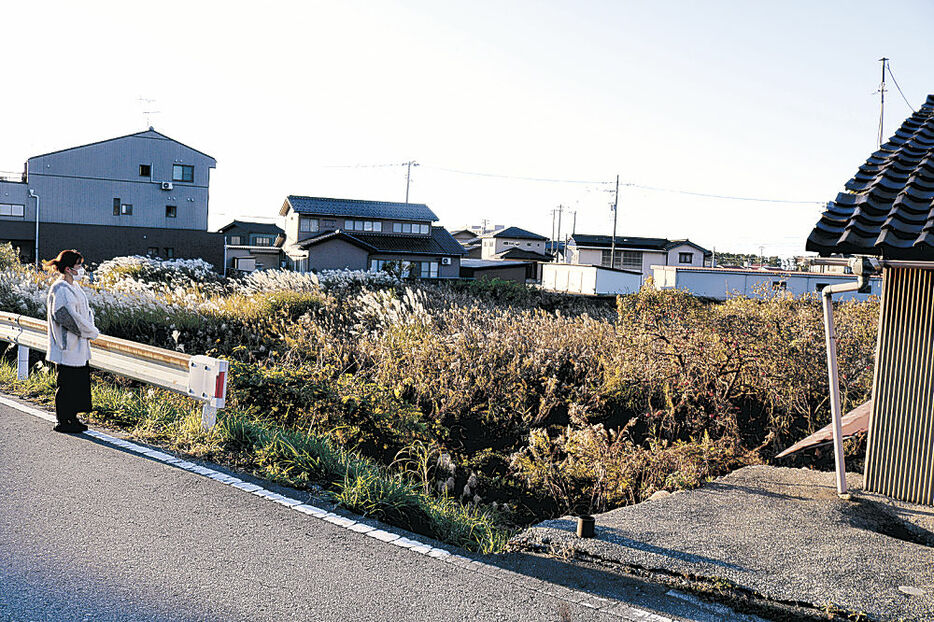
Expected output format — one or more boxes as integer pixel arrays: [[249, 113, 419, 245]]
[[280, 196, 465, 278], [480, 226, 551, 261], [218, 220, 285, 275], [0, 128, 222, 267]]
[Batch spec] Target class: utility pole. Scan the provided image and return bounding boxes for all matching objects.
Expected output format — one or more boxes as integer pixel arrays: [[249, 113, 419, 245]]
[[550, 209, 557, 256], [610, 174, 619, 268], [877, 57, 889, 148], [555, 204, 564, 258], [404, 161, 418, 203], [564, 210, 577, 264]]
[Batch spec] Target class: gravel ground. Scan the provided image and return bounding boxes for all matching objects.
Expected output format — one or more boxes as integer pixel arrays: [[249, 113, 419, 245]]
[[513, 466, 934, 621]]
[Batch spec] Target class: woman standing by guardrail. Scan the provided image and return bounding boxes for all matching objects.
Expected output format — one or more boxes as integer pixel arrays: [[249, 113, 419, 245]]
[[44, 250, 99, 434]]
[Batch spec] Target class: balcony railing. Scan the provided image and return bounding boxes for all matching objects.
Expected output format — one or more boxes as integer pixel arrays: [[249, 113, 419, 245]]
[[0, 171, 26, 183]]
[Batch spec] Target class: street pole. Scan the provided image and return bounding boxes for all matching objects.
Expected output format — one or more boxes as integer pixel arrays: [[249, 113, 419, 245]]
[[610, 174, 619, 268], [29, 190, 39, 268], [556, 204, 563, 260], [404, 161, 418, 203]]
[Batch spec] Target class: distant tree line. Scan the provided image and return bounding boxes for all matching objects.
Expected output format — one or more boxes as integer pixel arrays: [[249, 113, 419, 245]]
[[713, 251, 782, 268]]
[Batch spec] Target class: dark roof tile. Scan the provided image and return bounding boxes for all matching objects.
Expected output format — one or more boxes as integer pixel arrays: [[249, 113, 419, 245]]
[[282, 196, 438, 221], [490, 226, 549, 240], [296, 226, 465, 256]]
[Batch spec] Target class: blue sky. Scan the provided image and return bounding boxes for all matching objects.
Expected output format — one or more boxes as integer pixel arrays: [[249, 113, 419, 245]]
[[1, 1, 932, 256]]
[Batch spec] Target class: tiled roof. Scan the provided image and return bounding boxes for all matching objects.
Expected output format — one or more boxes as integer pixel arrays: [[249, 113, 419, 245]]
[[296, 227, 465, 256], [570, 234, 711, 255], [217, 219, 284, 235], [807, 94, 934, 259], [570, 234, 669, 249], [282, 196, 438, 222], [491, 226, 548, 240], [495, 248, 552, 261]]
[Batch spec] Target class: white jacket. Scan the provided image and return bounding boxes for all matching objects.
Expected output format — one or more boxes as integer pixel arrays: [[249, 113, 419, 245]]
[[46, 279, 100, 367]]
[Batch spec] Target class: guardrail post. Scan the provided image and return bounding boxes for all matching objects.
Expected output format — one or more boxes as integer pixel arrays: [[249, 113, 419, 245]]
[[201, 403, 218, 430], [17, 345, 29, 381], [187, 355, 228, 431]]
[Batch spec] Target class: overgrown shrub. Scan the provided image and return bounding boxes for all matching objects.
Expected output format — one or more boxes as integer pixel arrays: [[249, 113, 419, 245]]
[[0, 261, 880, 535]]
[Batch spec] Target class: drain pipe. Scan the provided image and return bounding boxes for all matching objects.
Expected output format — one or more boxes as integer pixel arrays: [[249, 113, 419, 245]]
[[821, 257, 874, 498]]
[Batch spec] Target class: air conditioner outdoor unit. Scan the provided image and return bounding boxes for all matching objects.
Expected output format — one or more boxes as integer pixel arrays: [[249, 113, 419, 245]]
[[161, 182, 173, 191], [441, 257, 452, 265]]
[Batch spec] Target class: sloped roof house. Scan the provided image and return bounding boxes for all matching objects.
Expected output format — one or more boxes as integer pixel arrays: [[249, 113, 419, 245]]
[[806, 93, 934, 505], [279, 196, 464, 278]]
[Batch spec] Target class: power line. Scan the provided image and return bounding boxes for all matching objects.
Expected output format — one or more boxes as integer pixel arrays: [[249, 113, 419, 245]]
[[885, 61, 916, 113], [323, 162, 411, 169], [320, 161, 825, 206], [423, 164, 612, 185], [623, 183, 825, 206]]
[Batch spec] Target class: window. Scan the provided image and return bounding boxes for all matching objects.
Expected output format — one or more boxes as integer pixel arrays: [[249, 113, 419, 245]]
[[165, 205, 177, 218], [120, 203, 133, 215], [252, 235, 273, 246], [393, 223, 402, 233], [323, 219, 336, 229], [815, 283, 829, 292], [113, 198, 121, 215], [600, 250, 642, 269], [0, 203, 25, 218], [772, 281, 787, 291], [373, 221, 382, 232], [370, 259, 438, 279], [622, 251, 641, 268], [172, 164, 194, 183], [420, 224, 430, 234], [679, 252, 693, 264], [147, 247, 159, 256], [300, 217, 319, 233], [163, 247, 175, 258], [402, 223, 412, 233], [139, 164, 151, 177], [229, 235, 242, 245], [370, 259, 408, 276], [419, 261, 439, 278]]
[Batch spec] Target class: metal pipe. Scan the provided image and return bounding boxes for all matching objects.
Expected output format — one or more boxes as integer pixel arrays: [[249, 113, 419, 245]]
[[28, 190, 39, 268], [821, 274, 867, 497]]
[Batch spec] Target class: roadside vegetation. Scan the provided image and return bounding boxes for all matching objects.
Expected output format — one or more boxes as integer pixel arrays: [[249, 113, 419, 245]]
[[0, 244, 879, 551]]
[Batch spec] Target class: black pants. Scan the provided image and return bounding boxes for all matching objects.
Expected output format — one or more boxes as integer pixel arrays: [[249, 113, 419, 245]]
[[55, 364, 92, 424]]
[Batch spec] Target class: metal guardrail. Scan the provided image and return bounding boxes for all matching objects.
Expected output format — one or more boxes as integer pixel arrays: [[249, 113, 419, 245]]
[[0, 311, 228, 428]]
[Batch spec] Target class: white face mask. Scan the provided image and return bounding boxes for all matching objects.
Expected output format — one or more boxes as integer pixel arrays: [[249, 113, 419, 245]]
[[73, 266, 85, 280]]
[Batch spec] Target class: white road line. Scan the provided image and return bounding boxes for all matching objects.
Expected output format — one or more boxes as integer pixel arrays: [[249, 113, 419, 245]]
[[2, 392, 676, 622]]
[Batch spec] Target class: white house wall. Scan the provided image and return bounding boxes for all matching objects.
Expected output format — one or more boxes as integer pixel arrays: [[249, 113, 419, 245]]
[[652, 266, 883, 301], [542, 263, 640, 295]]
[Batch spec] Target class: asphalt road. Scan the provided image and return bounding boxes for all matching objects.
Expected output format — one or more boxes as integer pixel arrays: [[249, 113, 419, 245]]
[[0, 396, 745, 622]]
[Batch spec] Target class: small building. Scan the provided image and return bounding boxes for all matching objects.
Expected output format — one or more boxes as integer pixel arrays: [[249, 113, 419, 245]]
[[566, 234, 710, 283], [460, 259, 531, 283], [652, 265, 882, 301], [450, 228, 482, 258], [218, 220, 285, 275], [480, 226, 550, 260], [542, 263, 642, 296], [279, 195, 464, 278], [806, 93, 934, 505], [0, 128, 222, 267]]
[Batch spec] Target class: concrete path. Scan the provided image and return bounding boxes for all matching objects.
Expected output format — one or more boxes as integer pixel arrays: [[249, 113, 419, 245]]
[[0, 395, 758, 622], [516, 466, 934, 621]]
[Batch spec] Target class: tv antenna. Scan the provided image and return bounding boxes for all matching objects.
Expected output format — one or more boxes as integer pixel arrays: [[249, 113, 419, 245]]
[[876, 58, 889, 148], [137, 97, 161, 128]]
